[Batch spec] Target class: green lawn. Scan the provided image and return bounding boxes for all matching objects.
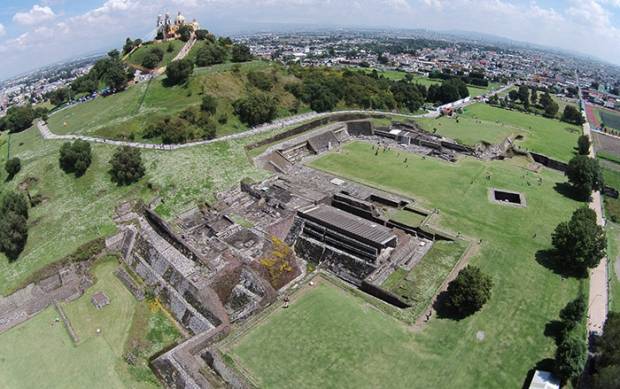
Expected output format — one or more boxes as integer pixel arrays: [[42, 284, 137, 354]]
[[229, 278, 434, 388], [0, 125, 269, 295], [419, 103, 580, 161], [382, 240, 468, 317], [304, 141, 583, 387], [0, 257, 180, 388], [606, 223, 620, 312], [126, 40, 185, 69], [599, 108, 620, 131], [387, 208, 427, 227]]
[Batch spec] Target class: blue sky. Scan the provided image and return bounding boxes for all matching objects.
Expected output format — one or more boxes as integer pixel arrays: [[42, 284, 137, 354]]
[[1, 0, 620, 80]]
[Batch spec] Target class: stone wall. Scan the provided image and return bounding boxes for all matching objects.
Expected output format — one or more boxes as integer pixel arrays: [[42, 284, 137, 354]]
[[530, 152, 568, 172]]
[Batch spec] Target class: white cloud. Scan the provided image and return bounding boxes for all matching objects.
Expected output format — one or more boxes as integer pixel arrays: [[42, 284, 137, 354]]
[[13, 5, 56, 26], [0, 23, 6, 37]]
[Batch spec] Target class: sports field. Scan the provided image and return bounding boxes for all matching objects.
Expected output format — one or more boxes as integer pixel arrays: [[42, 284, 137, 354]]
[[0, 257, 180, 388], [418, 103, 581, 161], [599, 108, 620, 131], [296, 141, 584, 387]]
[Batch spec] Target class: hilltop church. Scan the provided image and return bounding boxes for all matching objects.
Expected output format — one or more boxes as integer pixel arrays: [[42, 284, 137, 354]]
[[156, 11, 199, 40]]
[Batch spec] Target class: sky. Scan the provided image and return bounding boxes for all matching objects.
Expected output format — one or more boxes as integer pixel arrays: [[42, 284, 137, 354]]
[[1, 0, 620, 80]]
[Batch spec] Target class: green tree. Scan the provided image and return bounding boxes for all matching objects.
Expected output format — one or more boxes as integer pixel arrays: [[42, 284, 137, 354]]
[[566, 155, 604, 198], [103, 60, 129, 91], [544, 101, 559, 118], [555, 333, 587, 381], [593, 365, 620, 389], [443, 265, 493, 317], [233, 92, 278, 126], [577, 135, 591, 155], [178, 25, 193, 42], [562, 105, 585, 125], [49, 88, 72, 106], [596, 312, 620, 368], [142, 52, 161, 69], [5, 105, 35, 133], [59, 140, 92, 177], [0, 191, 29, 260], [508, 89, 519, 102], [165, 59, 194, 85], [109, 147, 145, 185], [552, 207, 606, 273], [4, 158, 21, 180], [200, 94, 218, 115], [247, 70, 274, 91], [194, 44, 226, 66], [539, 92, 553, 109], [530, 89, 538, 105], [559, 295, 586, 330], [231, 44, 252, 62], [518, 85, 530, 105]]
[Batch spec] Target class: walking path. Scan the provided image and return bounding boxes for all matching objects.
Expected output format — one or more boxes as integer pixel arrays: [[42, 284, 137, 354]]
[[37, 83, 513, 151], [582, 105, 609, 335]]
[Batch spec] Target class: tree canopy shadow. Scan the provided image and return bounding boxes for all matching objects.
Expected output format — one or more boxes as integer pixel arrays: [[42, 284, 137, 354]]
[[520, 358, 556, 389], [553, 182, 588, 202], [535, 249, 588, 279], [544, 319, 567, 345]]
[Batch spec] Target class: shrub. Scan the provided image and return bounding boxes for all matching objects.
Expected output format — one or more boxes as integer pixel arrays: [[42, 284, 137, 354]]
[[5, 157, 21, 180], [555, 333, 587, 381], [231, 44, 252, 62], [195, 44, 226, 67], [165, 59, 194, 85], [247, 70, 273, 91], [577, 135, 591, 155], [233, 92, 278, 126], [443, 265, 493, 317], [200, 94, 218, 115], [109, 146, 145, 185], [0, 191, 29, 260], [59, 140, 92, 177]]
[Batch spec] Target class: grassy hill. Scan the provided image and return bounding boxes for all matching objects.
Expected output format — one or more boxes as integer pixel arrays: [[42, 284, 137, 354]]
[[47, 61, 305, 142], [125, 40, 185, 69]]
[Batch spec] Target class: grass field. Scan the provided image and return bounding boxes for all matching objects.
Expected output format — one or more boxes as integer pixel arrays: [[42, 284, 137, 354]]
[[126, 40, 185, 69], [418, 103, 580, 161], [387, 208, 428, 227], [0, 257, 181, 388], [301, 141, 584, 387], [229, 277, 435, 388], [599, 108, 620, 131], [0, 124, 269, 295], [606, 223, 620, 312], [382, 240, 468, 314]]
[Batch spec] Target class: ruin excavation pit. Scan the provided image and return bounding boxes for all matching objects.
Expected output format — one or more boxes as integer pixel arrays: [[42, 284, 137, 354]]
[[489, 188, 526, 207]]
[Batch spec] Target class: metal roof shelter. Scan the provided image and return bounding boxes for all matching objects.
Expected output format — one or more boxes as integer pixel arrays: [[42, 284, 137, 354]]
[[299, 205, 397, 249], [528, 370, 560, 389]]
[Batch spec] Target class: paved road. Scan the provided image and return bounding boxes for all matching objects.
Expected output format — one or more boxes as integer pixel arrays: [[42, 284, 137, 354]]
[[37, 82, 513, 151], [582, 108, 609, 336]]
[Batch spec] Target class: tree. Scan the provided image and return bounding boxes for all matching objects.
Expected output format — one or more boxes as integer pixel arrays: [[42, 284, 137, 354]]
[[200, 94, 218, 115], [539, 92, 553, 109], [4, 158, 21, 180], [49, 88, 72, 106], [593, 365, 620, 389], [142, 52, 161, 69], [194, 29, 209, 40], [231, 44, 252, 62], [0, 191, 29, 260], [562, 105, 585, 125], [165, 59, 194, 85], [518, 85, 530, 105], [59, 140, 92, 177], [103, 60, 129, 91], [5, 105, 35, 133], [194, 44, 226, 66], [233, 92, 278, 126], [577, 135, 591, 155], [443, 265, 493, 317], [178, 25, 193, 42], [566, 155, 603, 198], [109, 147, 145, 185], [508, 89, 519, 102], [552, 207, 606, 273], [544, 101, 559, 118], [555, 333, 587, 381], [559, 295, 586, 329], [530, 89, 538, 105]]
